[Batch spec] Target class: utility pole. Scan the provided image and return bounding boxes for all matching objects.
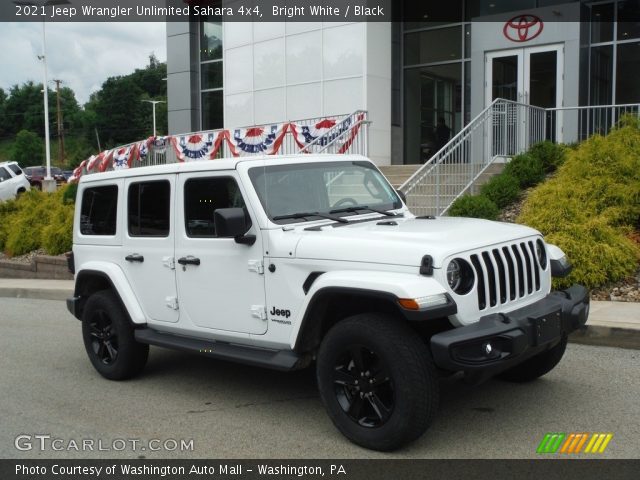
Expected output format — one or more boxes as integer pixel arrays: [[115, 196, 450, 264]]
[[53, 79, 65, 166], [142, 100, 166, 137]]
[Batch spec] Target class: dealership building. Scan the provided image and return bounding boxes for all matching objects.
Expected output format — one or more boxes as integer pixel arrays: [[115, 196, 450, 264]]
[[166, 0, 640, 166]]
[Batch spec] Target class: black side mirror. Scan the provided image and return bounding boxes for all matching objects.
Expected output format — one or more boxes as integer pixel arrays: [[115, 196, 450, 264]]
[[396, 189, 407, 204], [213, 208, 256, 246]]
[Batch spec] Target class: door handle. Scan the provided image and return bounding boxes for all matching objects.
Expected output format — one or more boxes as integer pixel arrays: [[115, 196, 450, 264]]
[[177, 256, 201, 266], [125, 254, 144, 263]]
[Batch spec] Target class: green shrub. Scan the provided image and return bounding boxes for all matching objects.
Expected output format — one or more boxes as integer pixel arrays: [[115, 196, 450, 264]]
[[0, 186, 74, 256], [448, 195, 499, 220], [503, 153, 545, 188], [528, 141, 567, 173], [62, 182, 78, 204], [480, 173, 520, 209], [518, 121, 640, 289]]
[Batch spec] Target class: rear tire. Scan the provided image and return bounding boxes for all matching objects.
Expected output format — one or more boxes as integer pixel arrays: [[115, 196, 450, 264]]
[[316, 313, 439, 451], [82, 290, 148, 380], [498, 335, 567, 383]]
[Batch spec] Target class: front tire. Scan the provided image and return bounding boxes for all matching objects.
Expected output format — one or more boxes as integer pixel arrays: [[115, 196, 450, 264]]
[[316, 313, 439, 451], [498, 335, 568, 383], [82, 290, 148, 380]]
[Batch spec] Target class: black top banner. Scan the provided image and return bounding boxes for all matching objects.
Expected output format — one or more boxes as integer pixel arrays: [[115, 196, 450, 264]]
[[1, 0, 637, 23]]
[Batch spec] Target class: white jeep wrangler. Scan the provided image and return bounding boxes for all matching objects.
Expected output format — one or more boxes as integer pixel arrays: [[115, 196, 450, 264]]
[[67, 154, 589, 451]]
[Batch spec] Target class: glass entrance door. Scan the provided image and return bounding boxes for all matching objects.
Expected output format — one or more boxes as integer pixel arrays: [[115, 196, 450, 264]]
[[486, 45, 564, 142]]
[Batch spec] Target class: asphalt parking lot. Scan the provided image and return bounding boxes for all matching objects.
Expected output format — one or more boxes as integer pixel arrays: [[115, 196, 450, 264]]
[[1, 298, 638, 459]]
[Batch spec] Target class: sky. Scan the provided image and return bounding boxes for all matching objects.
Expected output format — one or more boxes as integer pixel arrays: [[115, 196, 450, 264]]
[[0, 22, 167, 105]]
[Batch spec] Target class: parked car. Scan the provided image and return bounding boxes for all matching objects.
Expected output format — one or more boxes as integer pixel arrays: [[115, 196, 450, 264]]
[[0, 161, 31, 201], [67, 154, 588, 451], [23, 166, 67, 189]]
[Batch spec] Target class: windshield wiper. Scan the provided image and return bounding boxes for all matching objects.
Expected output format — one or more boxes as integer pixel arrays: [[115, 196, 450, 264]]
[[329, 205, 398, 217], [273, 212, 349, 223]]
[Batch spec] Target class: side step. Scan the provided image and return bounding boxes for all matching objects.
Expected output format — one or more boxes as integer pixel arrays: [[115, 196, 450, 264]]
[[134, 328, 302, 371]]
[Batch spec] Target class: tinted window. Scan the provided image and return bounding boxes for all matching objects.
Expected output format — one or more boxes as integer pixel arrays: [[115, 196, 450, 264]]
[[0, 167, 11, 181], [184, 177, 248, 238], [128, 181, 171, 237], [8, 164, 22, 176], [80, 185, 118, 235]]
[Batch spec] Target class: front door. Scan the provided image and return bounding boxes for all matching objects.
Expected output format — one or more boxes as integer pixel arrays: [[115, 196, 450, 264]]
[[486, 44, 564, 142], [175, 171, 267, 335]]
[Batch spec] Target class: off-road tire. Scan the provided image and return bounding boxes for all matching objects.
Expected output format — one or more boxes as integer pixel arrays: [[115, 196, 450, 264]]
[[498, 335, 568, 383], [316, 313, 439, 451], [82, 290, 148, 380]]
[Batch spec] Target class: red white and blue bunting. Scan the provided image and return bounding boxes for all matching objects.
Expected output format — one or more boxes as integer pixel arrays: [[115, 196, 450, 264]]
[[72, 115, 364, 182]]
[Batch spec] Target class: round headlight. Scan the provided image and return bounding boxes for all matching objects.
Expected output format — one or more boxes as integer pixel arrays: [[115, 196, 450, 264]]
[[446, 259, 474, 295], [447, 260, 462, 291], [536, 239, 547, 269]]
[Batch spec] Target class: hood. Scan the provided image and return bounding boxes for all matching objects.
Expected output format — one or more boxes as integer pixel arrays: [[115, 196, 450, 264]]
[[293, 216, 541, 268]]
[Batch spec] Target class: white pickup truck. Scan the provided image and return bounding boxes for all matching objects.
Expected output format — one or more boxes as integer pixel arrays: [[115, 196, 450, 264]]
[[66, 154, 589, 451]]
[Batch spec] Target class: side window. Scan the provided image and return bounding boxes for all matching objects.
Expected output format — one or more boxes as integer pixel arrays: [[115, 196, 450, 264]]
[[8, 164, 22, 176], [80, 185, 118, 235], [184, 177, 249, 238], [128, 180, 171, 237], [0, 167, 11, 181]]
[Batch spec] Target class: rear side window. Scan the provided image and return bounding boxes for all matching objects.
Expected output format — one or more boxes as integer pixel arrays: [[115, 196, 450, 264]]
[[128, 180, 171, 237], [7, 164, 22, 176], [80, 185, 118, 235]]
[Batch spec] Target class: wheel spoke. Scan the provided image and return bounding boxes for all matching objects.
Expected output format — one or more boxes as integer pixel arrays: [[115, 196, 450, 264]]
[[349, 346, 366, 372], [89, 324, 102, 338], [367, 393, 391, 422], [96, 341, 107, 360], [333, 367, 358, 387], [347, 394, 365, 420], [370, 365, 391, 387], [104, 341, 118, 361]]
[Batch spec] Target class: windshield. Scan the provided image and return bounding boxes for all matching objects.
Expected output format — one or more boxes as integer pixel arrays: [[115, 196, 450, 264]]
[[249, 161, 402, 224]]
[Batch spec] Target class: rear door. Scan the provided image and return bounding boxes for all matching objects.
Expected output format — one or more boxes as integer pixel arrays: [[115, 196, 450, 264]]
[[121, 174, 178, 323]]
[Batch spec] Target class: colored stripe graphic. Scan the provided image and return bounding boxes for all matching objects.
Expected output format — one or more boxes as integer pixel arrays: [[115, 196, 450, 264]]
[[538, 433, 613, 454]]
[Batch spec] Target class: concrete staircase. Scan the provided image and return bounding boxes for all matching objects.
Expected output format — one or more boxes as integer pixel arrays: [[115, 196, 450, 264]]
[[378, 165, 422, 188], [380, 162, 505, 215]]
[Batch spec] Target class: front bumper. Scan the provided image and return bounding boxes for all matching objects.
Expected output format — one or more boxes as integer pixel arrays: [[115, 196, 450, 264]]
[[430, 285, 589, 375]]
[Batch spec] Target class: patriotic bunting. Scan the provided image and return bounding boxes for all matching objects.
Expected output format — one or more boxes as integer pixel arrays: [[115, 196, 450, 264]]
[[73, 114, 364, 182]]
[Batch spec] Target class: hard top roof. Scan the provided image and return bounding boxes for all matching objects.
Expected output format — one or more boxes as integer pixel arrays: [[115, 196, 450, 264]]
[[79, 154, 372, 184]]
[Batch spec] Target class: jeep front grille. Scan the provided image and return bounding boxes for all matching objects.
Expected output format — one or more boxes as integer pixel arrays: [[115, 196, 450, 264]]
[[470, 241, 542, 310]]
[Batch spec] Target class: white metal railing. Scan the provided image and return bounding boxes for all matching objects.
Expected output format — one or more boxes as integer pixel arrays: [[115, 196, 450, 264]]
[[547, 103, 640, 143], [399, 99, 547, 217], [77, 111, 369, 178]]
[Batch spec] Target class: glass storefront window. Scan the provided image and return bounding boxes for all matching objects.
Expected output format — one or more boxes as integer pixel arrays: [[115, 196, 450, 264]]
[[404, 0, 463, 29], [404, 27, 462, 65], [404, 64, 462, 164], [200, 20, 222, 62], [201, 91, 223, 131], [201, 62, 223, 90], [466, 0, 535, 19], [590, 45, 614, 105], [617, 0, 640, 40], [591, 3, 615, 43], [616, 42, 640, 103]]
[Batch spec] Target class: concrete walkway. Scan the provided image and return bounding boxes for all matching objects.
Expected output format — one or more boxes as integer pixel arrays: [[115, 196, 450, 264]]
[[0, 278, 638, 349]]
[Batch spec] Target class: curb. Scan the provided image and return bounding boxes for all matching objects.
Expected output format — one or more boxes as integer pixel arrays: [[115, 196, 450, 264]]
[[0, 287, 72, 302], [569, 325, 640, 350], [1, 286, 638, 350]]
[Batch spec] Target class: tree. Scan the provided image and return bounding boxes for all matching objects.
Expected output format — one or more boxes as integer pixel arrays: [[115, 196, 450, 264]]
[[12, 129, 44, 167]]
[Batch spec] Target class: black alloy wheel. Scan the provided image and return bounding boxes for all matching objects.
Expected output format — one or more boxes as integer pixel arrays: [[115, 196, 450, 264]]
[[87, 309, 119, 365], [82, 290, 148, 380], [333, 345, 394, 428]]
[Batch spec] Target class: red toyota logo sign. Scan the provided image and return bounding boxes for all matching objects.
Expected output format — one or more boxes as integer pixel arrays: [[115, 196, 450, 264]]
[[503, 15, 544, 42]]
